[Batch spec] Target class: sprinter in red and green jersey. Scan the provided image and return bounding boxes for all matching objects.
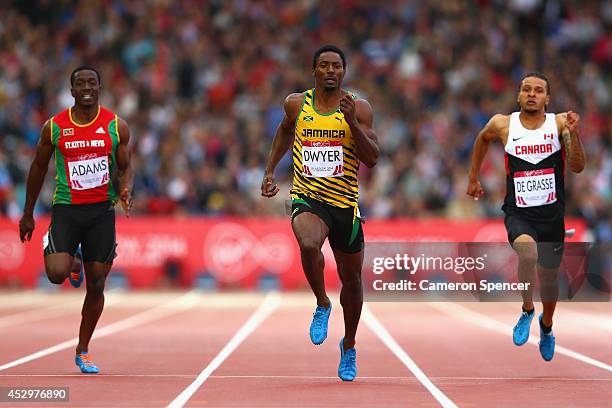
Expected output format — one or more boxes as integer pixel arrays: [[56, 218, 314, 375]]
[[19, 65, 132, 374]]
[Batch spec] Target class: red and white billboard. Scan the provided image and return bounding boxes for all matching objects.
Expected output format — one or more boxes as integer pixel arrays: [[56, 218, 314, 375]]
[[0, 217, 588, 289]]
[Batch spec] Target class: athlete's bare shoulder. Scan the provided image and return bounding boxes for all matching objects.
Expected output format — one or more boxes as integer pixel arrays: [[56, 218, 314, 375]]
[[283, 92, 305, 121], [39, 119, 53, 146], [116, 116, 130, 144], [354, 97, 372, 113], [479, 113, 509, 142], [489, 113, 510, 129], [41, 118, 52, 132], [285, 92, 305, 103], [354, 97, 374, 127]]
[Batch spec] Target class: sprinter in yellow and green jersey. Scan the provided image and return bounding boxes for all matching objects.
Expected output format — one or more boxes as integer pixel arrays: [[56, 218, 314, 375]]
[[262, 45, 379, 382]]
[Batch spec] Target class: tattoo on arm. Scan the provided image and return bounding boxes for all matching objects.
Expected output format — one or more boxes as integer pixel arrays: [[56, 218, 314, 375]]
[[561, 128, 571, 155]]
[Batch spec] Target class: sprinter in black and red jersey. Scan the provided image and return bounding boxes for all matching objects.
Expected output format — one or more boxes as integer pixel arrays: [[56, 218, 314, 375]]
[[467, 72, 586, 361], [19, 65, 132, 373]]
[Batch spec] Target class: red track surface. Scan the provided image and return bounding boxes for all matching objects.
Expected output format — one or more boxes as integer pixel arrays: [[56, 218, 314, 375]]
[[0, 291, 610, 407]]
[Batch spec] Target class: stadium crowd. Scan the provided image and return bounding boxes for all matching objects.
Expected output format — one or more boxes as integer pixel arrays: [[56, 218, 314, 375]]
[[0, 0, 610, 248]]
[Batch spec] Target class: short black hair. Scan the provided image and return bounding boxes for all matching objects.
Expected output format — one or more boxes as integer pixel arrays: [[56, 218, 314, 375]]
[[520, 72, 550, 95], [70, 65, 101, 86], [312, 45, 346, 70]]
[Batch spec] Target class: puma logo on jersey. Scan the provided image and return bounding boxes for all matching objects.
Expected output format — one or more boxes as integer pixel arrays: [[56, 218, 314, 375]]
[[335, 117, 343, 124], [95, 127, 106, 134]]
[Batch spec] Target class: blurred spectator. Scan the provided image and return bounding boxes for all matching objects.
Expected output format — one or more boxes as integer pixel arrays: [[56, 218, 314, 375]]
[[0, 0, 609, 243]]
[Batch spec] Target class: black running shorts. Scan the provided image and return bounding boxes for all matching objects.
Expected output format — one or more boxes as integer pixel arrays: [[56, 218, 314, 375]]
[[291, 194, 364, 254], [43, 201, 117, 264], [504, 213, 565, 268]]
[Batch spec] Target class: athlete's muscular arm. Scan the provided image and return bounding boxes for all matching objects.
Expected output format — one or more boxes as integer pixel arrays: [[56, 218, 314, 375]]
[[467, 114, 507, 199], [261, 93, 301, 197], [557, 111, 585, 173], [19, 120, 54, 242], [115, 117, 133, 217], [340, 94, 379, 168]]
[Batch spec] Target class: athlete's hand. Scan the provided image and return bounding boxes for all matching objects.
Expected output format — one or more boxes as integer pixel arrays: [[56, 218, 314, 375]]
[[466, 179, 485, 200], [119, 187, 133, 217], [565, 111, 580, 134], [339, 93, 357, 125], [19, 213, 35, 242], [261, 173, 279, 197]]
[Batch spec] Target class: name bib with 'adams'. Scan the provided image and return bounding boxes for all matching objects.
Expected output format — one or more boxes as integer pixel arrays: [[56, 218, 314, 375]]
[[67, 155, 110, 190], [302, 140, 344, 177], [513, 168, 556, 207]]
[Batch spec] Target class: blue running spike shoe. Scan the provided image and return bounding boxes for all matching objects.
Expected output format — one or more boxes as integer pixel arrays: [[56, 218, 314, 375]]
[[75, 352, 100, 374], [338, 338, 357, 381], [538, 314, 555, 361], [512, 309, 534, 346], [309, 304, 331, 345], [69, 246, 84, 288]]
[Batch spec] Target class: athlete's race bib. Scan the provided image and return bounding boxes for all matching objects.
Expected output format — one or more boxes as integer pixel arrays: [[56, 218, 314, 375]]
[[302, 140, 344, 177], [67, 155, 110, 190], [513, 168, 556, 207]]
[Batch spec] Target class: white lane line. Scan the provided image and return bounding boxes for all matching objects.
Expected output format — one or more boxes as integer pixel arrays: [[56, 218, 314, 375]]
[[0, 290, 124, 329], [1, 374, 610, 381], [497, 303, 612, 332], [362, 305, 458, 408], [429, 302, 612, 373], [0, 291, 200, 371], [166, 292, 281, 408], [562, 310, 612, 332], [0, 291, 48, 308]]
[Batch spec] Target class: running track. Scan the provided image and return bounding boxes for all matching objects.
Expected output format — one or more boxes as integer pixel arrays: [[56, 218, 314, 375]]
[[0, 291, 610, 407]]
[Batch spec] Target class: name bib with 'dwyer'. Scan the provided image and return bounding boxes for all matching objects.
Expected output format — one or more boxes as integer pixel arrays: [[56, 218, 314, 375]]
[[301, 140, 344, 177]]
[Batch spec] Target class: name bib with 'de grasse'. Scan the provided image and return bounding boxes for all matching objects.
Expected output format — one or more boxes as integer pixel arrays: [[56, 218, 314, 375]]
[[67, 154, 110, 190], [301, 140, 344, 177], [513, 168, 556, 207]]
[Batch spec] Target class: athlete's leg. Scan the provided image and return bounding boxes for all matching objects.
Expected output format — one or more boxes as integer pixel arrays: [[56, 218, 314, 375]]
[[512, 234, 538, 311], [44, 251, 84, 284], [43, 205, 81, 284], [292, 212, 331, 308], [76, 261, 111, 354], [66, 245, 84, 288], [538, 264, 558, 327], [536, 221, 564, 329], [44, 254, 74, 284], [332, 248, 364, 351], [536, 263, 558, 361], [76, 202, 116, 355], [510, 233, 538, 346]]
